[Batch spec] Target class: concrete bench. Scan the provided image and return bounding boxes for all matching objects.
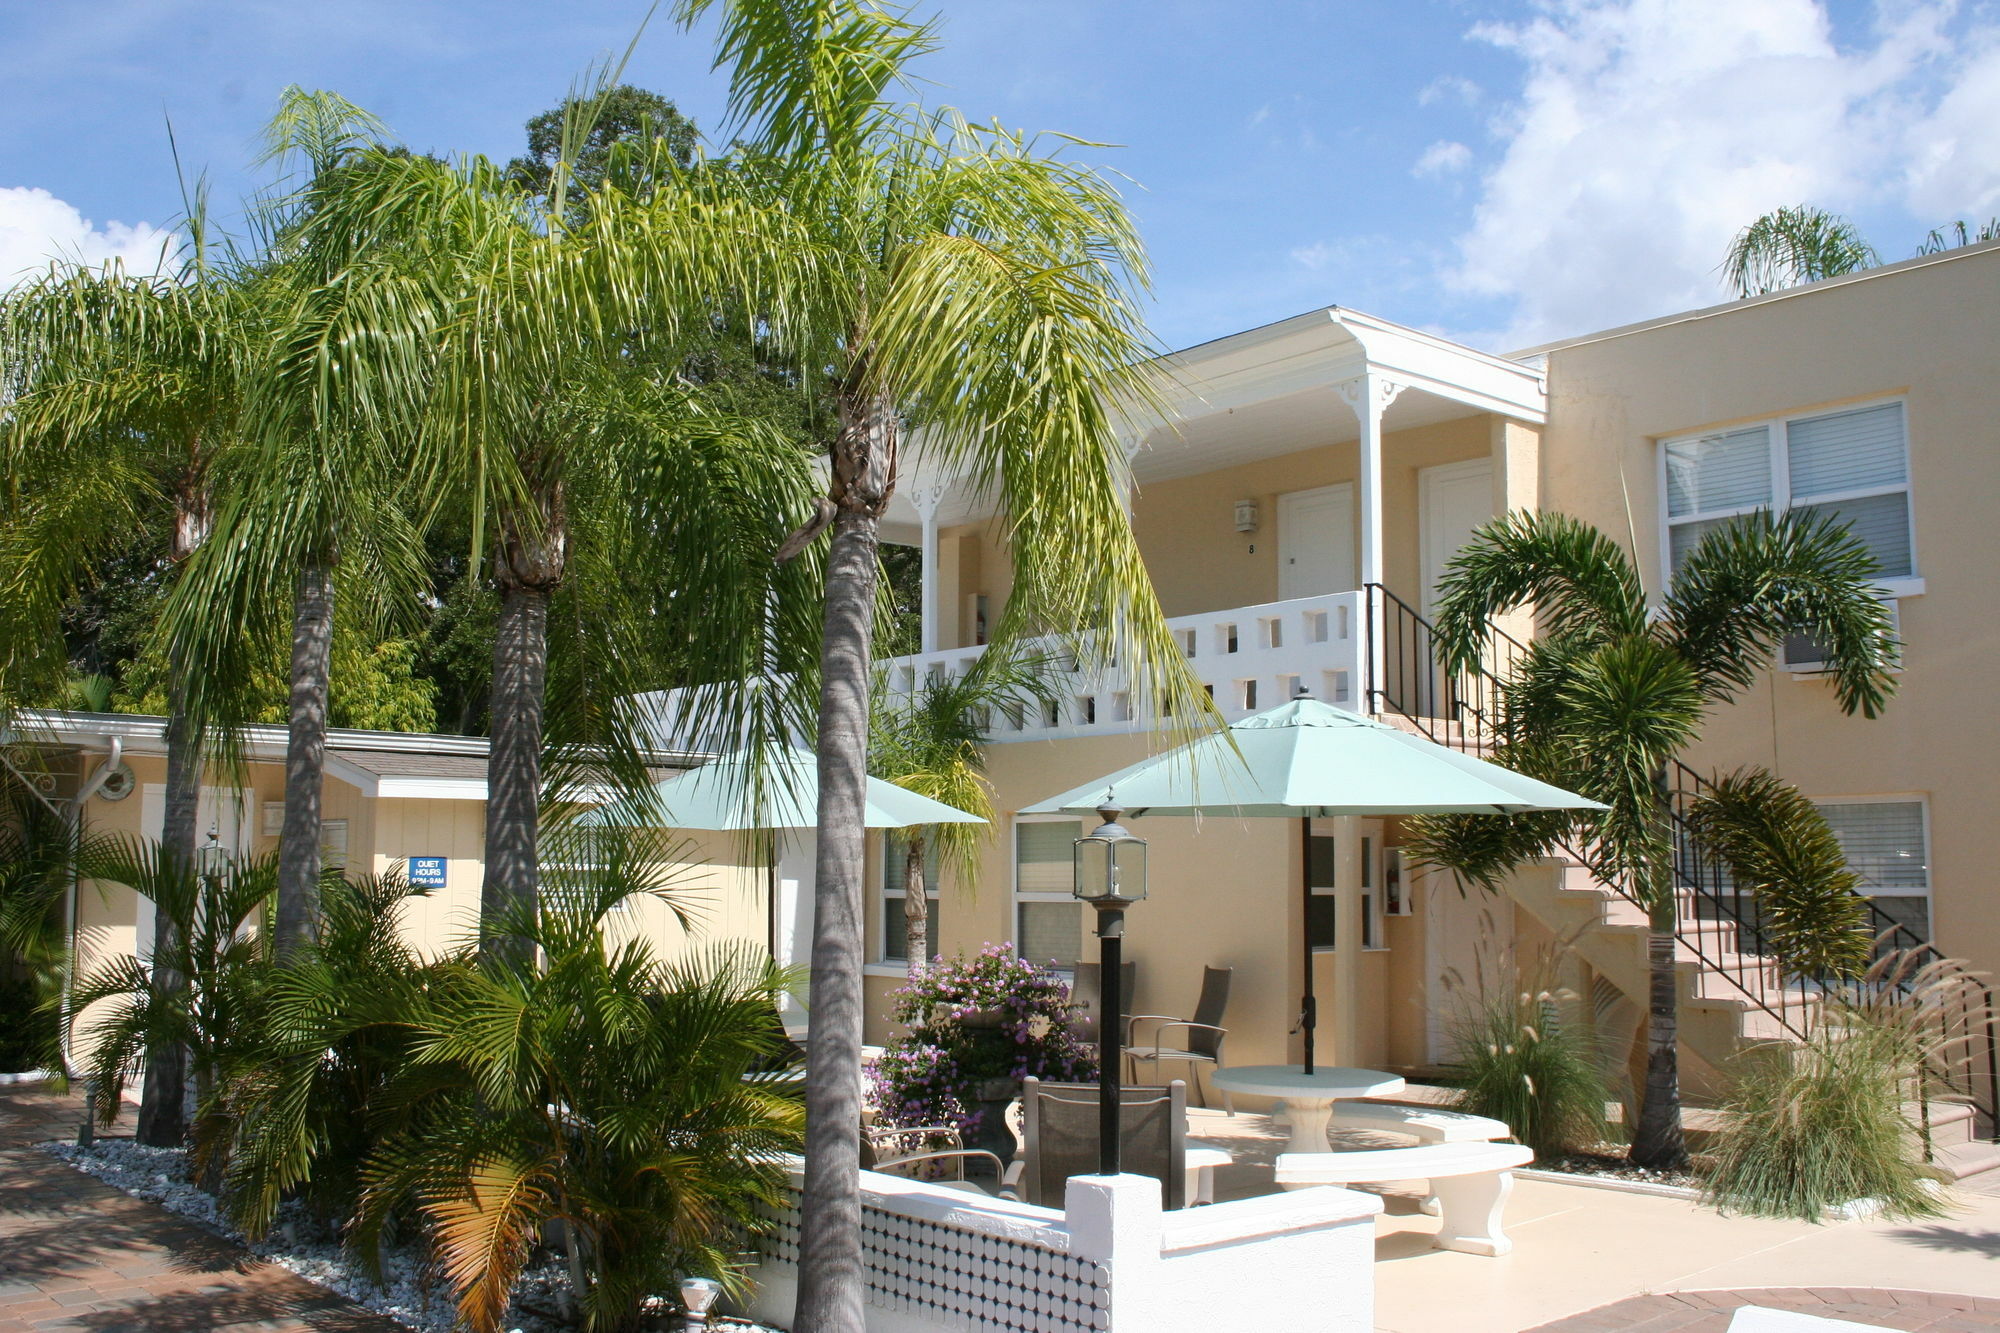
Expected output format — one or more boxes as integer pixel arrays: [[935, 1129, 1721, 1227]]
[[1330, 1102, 1510, 1144], [1274, 1141, 1534, 1256]]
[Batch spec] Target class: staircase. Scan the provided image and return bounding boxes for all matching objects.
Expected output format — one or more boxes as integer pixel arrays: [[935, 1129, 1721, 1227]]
[[1363, 583, 2000, 1171]]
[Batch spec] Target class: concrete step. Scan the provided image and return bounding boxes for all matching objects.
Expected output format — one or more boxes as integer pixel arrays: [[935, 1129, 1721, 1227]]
[[1929, 1138, 2000, 1182]]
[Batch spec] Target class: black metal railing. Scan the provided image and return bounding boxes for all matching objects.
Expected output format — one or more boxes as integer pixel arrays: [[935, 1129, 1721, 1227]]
[[1364, 582, 2000, 1135], [1363, 583, 1526, 750]]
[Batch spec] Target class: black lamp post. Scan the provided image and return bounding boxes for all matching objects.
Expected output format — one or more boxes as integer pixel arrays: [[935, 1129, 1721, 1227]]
[[1073, 800, 1147, 1176]]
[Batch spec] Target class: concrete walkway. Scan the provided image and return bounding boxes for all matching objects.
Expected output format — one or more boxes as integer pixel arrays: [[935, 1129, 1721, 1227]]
[[1524, 1288, 2000, 1332], [1184, 1107, 2000, 1333], [0, 1083, 401, 1333]]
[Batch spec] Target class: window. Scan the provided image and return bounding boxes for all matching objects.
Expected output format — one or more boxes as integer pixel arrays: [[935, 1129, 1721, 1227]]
[[319, 819, 348, 871], [880, 833, 940, 963], [1014, 819, 1084, 968], [1663, 401, 1914, 583], [1815, 799, 1931, 940], [1307, 824, 1388, 950]]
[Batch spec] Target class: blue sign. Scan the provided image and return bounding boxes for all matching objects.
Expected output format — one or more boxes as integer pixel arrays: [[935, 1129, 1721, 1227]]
[[409, 856, 448, 889]]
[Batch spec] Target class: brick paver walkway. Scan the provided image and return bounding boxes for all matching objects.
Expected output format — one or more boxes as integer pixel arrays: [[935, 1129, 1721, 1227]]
[[0, 1082, 402, 1332], [1524, 1287, 2000, 1331]]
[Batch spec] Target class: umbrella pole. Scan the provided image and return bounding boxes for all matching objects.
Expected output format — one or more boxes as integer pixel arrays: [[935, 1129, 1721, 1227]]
[[1300, 815, 1316, 1074]]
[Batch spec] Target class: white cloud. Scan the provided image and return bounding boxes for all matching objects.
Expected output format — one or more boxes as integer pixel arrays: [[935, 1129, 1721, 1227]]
[[1419, 75, 1483, 108], [1414, 140, 1473, 178], [0, 187, 175, 288], [1443, 0, 2000, 350]]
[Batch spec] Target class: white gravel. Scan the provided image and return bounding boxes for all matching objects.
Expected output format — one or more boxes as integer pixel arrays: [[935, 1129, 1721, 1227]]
[[41, 1138, 781, 1331]]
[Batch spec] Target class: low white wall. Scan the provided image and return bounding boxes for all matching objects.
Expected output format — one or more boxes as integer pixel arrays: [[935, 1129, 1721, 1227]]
[[739, 1168, 1381, 1332]]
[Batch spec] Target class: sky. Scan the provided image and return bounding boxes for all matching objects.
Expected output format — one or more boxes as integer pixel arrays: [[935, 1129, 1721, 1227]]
[[3, 0, 1998, 353]]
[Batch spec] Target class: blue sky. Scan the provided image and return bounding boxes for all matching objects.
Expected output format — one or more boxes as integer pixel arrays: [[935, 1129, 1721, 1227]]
[[5, 0, 1998, 352]]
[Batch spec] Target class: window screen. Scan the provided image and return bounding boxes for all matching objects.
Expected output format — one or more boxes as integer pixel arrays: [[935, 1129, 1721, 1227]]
[[1814, 800, 1928, 893], [881, 834, 941, 962], [1017, 901, 1083, 968], [1016, 820, 1082, 893]]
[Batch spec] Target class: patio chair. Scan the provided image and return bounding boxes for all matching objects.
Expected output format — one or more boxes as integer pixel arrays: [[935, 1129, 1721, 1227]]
[[1123, 965, 1234, 1113], [1067, 961, 1137, 1045], [860, 1124, 1008, 1195], [1016, 1077, 1188, 1210]]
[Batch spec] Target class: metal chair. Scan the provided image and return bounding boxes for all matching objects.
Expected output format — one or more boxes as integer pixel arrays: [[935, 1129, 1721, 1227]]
[[1016, 1077, 1188, 1210], [1123, 965, 1234, 1113], [860, 1124, 1008, 1195], [1067, 960, 1137, 1045]]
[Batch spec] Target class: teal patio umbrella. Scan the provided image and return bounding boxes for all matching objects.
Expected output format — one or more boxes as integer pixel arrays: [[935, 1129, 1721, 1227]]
[[580, 743, 986, 959], [580, 743, 988, 832], [1019, 697, 1601, 1071]]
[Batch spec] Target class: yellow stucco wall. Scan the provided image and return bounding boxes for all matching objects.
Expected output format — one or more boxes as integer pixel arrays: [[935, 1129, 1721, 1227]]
[[1535, 247, 2000, 974]]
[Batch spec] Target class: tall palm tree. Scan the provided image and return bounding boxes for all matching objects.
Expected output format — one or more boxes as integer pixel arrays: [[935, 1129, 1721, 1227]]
[[161, 89, 436, 962], [274, 99, 828, 956], [869, 650, 1055, 974], [669, 3, 1211, 1324], [1408, 510, 1896, 1168], [0, 221, 255, 1144], [1722, 205, 1879, 297]]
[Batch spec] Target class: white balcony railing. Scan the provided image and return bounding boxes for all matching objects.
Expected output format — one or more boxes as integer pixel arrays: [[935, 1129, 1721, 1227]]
[[879, 590, 1366, 743]]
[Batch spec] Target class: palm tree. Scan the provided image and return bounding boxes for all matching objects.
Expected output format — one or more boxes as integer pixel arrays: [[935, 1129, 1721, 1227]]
[[1, 221, 256, 1144], [1722, 205, 1880, 297], [1408, 510, 1896, 1169], [271, 89, 829, 958], [667, 2, 1211, 1323], [869, 650, 1055, 974], [350, 877, 802, 1333], [71, 834, 278, 1139], [161, 89, 436, 962]]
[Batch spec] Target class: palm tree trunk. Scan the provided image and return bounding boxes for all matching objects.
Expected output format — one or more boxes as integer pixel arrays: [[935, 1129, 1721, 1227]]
[[795, 386, 894, 1333], [482, 578, 550, 961], [138, 670, 197, 1147], [903, 832, 929, 978], [275, 561, 334, 961], [1631, 893, 1689, 1169], [138, 484, 208, 1147]]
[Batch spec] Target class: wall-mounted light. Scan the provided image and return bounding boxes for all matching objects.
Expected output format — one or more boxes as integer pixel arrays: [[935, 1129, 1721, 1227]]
[[1234, 498, 1260, 534]]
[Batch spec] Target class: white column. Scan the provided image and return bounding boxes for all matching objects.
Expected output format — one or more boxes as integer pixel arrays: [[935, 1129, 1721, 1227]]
[[911, 481, 949, 654], [1336, 374, 1404, 712]]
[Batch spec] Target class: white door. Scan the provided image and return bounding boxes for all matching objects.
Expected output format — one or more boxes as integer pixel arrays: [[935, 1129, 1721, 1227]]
[[1418, 460, 1494, 617], [1277, 483, 1356, 601]]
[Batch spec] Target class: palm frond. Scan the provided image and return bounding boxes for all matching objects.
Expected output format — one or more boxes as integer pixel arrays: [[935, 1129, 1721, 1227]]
[[1432, 511, 1649, 672], [1722, 205, 1880, 297], [1685, 769, 1873, 978]]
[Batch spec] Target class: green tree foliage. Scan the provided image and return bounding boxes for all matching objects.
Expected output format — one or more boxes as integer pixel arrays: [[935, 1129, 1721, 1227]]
[[1723, 205, 1880, 297], [508, 83, 699, 209], [1407, 509, 1897, 1170], [1685, 769, 1873, 979], [112, 629, 437, 733]]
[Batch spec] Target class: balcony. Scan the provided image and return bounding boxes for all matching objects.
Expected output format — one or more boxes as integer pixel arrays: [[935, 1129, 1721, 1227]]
[[878, 590, 1368, 742]]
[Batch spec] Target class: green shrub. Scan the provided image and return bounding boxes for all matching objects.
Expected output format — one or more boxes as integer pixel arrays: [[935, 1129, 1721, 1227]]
[[0, 974, 57, 1073], [1703, 952, 1959, 1222], [1447, 988, 1611, 1159]]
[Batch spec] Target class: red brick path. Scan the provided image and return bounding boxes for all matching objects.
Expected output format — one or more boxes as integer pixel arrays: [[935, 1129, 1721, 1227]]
[[0, 1083, 403, 1333], [1525, 1288, 2000, 1332]]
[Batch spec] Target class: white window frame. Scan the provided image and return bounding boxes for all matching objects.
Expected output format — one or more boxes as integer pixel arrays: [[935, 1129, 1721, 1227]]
[[1657, 397, 1923, 600], [1012, 815, 1085, 972], [878, 832, 941, 965]]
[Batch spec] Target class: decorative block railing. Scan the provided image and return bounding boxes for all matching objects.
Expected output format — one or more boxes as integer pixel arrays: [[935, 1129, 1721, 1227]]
[[878, 590, 1368, 743], [736, 1166, 1381, 1332]]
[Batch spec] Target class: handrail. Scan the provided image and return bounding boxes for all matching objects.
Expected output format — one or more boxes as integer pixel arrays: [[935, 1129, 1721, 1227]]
[[1364, 583, 1999, 1137]]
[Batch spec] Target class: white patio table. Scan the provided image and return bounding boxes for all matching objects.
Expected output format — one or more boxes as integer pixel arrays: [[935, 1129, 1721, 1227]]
[[1211, 1065, 1406, 1154]]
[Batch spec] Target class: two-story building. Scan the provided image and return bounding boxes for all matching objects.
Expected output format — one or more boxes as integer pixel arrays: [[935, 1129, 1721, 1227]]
[[787, 238, 2000, 1108]]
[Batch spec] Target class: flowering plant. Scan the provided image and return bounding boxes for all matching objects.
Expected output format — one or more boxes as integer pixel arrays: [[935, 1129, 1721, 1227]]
[[870, 945, 1096, 1136]]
